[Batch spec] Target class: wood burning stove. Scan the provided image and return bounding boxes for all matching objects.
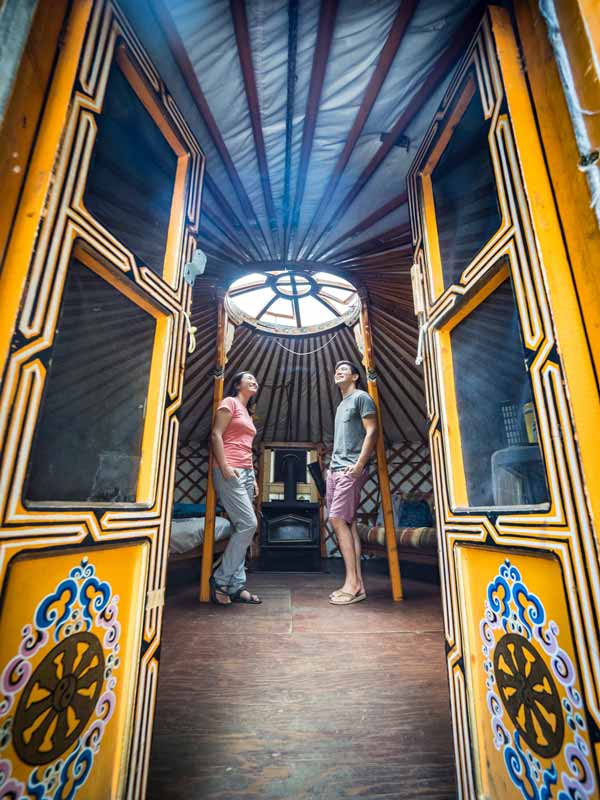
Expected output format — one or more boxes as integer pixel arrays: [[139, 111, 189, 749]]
[[260, 449, 321, 570]]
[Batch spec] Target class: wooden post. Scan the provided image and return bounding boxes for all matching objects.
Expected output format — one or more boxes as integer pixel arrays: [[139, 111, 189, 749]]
[[251, 443, 265, 560], [358, 287, 404, 601], [317, 445, 328, 559], [199, 289, 227, 602]]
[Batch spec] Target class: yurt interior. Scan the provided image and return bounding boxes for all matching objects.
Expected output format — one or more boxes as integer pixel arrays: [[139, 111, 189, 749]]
[[1, 0, 600, 798]]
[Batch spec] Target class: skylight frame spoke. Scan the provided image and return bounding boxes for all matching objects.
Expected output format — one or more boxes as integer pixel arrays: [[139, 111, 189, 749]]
[[229, 281, 270, 298], [289, 271, 302, 327], [256, 294, 279, 320], [318, 289, 355, 307], [313, 292, 343, 318]]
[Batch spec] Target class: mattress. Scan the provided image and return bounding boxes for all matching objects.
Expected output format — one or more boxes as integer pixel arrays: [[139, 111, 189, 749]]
[[169, 516, 232, 554]]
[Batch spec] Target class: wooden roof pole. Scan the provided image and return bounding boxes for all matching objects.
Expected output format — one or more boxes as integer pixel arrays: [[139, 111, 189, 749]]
[[317, 445, 328, 560], [230, 0, 280, 258], [315, 191, 408, 260], [252, 444, 266, 561], [151, 0, 272, 260], [200, 289, 229, 602], [296, 0, 419, 261], [358, 287, 404, 601]]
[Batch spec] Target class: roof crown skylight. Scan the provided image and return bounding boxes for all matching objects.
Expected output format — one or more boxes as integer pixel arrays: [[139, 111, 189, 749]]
[[225, 270, 360, 334]]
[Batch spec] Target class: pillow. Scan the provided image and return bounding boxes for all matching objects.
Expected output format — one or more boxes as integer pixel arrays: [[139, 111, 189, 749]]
[[169, 515, 232, 553], [173, 502, 206, 518], [397, 498, 433, 528], [375, 493, 404, 527]]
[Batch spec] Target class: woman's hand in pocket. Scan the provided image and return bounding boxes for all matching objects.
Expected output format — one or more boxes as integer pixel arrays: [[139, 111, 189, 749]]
[[221, 465, 239, 481]]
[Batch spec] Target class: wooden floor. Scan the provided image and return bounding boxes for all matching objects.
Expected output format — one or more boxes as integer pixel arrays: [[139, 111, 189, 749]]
[[147, 562, 456, 800]]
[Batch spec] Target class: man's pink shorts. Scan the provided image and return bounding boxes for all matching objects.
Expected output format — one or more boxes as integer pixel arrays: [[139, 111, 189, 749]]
[[326, 468, 368, 524]]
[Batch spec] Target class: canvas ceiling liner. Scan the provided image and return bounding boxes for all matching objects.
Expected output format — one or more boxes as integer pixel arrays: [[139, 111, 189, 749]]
[[166, 0, 482, 270], [159, 0, 484, 447]]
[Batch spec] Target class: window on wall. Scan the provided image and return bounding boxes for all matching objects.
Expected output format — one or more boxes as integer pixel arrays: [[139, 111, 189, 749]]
[[430, 75, 502, 289], [449, 274, 549, 508], [84, 58, 179, 277], [25, 253, 156, 503]]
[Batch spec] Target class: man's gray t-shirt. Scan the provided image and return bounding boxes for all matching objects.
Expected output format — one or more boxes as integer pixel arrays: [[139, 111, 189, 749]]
[[330, 390, 376, 470]]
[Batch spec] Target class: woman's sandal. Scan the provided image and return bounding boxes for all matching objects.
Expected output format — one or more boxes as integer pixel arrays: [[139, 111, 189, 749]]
[[209, 576, 231, 606], [229, 587, 262, 604]]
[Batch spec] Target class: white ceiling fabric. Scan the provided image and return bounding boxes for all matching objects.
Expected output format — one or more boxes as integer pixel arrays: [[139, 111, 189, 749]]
[[150, 0, 487, 444], [168, 0, 481, 268]]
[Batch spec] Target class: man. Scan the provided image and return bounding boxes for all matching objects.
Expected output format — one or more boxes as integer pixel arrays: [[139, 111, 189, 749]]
[[326, 360, 377, 605]]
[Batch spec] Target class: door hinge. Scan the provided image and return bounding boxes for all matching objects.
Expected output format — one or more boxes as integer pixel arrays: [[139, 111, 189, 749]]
[[411, 262, 428, 366], [146, 588, 165, 610], [410, 262, 425, 316]]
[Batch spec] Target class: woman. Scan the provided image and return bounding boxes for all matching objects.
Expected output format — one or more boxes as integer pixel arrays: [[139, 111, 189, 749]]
[[209, 371, 262, 605]]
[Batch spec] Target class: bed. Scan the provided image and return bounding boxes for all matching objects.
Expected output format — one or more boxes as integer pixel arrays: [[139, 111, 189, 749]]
[[168, 503, 232, 562], [356, 492, 438, 566]]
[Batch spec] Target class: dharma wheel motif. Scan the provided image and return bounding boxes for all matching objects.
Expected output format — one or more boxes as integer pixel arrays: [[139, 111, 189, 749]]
[[480, 560, 595, 800], [493, 633, 563, 759], [13, 633, 105, 765]]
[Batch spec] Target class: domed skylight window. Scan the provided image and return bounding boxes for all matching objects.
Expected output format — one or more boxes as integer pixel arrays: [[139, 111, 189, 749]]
[[225, 270, 360, 334]]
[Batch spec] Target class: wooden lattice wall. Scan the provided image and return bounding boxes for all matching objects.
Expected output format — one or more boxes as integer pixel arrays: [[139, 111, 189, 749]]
[[174, 441, 433, 556], [174, 443, 209, 504], [174, 444, 261, 505], [320, 442, 433, 556]]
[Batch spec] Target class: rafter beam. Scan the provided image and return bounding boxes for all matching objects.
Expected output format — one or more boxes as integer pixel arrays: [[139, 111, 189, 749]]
[[282, 0, 300, 257], [196, 243, 232, 266], [198, 228, 247, 264], [296, 0, 418, 259], [150, 0, 272, 258], [315, 191, 408, 260], [300, 3, 484, 259], [331, 223, 412, 261], [204, 174, 263, 261], [334, 253, 413, 273], [336, 241, 412, 264], [286, 0, 339, 258], [231, 0, 280, 257], [221, 258, 334, 273], [202, 204, 254, 261]]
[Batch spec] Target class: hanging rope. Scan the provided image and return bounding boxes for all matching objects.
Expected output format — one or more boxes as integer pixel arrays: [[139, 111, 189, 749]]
[[272, 330, 342, 355], [183, 310, 197, 354], [415, 320, 428, 366]]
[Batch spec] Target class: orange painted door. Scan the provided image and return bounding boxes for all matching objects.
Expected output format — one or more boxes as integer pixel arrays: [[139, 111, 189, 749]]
[[408, 7, 600, 799], [0, 1, 204, 797]]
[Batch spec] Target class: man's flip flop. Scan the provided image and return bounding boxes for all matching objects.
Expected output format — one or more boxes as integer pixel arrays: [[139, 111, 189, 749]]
[[229, 588, 262, 604], [329, 590, 366, 606], [329, 589, 366, 601]]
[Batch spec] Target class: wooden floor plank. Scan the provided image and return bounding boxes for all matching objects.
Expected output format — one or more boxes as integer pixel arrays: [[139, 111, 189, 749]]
[[147, 567, 456, 799]]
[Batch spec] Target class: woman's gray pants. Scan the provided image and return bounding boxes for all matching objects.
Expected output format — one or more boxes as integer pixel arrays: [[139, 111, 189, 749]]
[[212, 467, 257, 594]]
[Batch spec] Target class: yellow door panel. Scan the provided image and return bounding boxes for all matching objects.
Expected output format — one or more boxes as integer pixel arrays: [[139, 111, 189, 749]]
[[408, 6, 600, 797], [0, 1, 205, 796], [0, 543, 148, 798], [457, 545, 594, 799]]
